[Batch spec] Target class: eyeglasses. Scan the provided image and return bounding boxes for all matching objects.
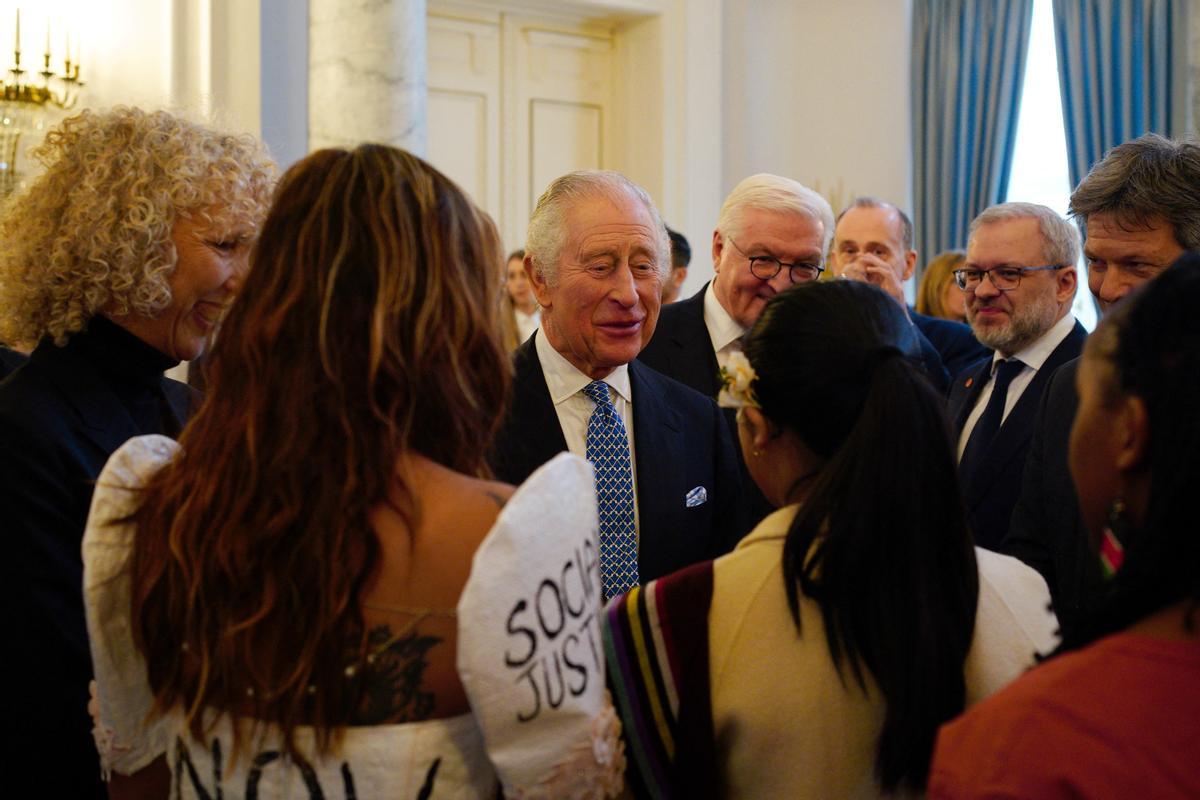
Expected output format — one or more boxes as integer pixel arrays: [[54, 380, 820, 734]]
[[952, 264, 1062, 291], [728, 237, 824, 284]]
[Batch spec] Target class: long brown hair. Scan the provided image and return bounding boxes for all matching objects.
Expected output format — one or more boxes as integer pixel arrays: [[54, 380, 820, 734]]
[[129, 145, 510, 754]]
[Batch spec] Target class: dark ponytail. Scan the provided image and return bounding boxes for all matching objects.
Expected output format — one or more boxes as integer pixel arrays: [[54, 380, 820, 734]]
[[745, 281, 978, 792]]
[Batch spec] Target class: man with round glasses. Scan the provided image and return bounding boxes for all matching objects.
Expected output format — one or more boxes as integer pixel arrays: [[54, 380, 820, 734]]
[[947, 202, 1087, 552], [640, 173, 832, 527]]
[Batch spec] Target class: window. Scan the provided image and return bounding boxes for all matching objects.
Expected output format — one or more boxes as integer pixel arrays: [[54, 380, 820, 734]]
[[1004, 0, 1097, 331]]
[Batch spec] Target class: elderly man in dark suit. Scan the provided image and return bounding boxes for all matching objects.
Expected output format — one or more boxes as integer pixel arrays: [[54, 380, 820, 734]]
[[830, 197, 990, 388], [1004, 134, 1200, 640], [638, 174, 832, 526], [489, 170, 745, 600], [947, 202, 1087, 552]]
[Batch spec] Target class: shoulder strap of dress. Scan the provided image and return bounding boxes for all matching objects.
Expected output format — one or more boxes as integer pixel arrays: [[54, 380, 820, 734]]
[[602, 560, 716, 800]]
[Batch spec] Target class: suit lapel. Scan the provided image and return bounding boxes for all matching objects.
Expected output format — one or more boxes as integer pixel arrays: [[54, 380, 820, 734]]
[[949, 359, 992, 433], [496, 335, 568, 482], [665, 286, 721, 396], [628, 362, 684, 566], [963, 321, 1088, 506]]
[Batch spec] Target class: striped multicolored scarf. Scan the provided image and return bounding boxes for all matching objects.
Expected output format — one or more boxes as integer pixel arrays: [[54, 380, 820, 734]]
[[602, 560, 717, 799]]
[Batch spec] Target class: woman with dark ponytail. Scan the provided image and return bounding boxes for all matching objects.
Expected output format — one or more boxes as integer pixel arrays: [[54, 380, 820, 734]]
[[930, 253, 1200, 799], [604, 280, 1058, 797]]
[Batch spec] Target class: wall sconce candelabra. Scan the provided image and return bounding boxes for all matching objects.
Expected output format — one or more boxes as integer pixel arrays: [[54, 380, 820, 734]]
[[1, 8, 84, 195]]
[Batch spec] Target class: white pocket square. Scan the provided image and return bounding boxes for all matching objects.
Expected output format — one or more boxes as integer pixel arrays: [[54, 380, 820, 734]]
[[685, 486, 708, 507]]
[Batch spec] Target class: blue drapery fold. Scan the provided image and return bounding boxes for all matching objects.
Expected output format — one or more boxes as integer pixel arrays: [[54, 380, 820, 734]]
[[1053, 0, 1190, 188], [912, 0, 1034, 271]]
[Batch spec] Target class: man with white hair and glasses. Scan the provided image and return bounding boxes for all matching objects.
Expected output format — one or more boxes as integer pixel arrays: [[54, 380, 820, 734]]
[[947, 202, 1087, 552]]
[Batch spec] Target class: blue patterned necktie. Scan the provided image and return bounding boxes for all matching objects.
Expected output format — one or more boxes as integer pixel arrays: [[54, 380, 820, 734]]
[[582, 380, 638, 600]]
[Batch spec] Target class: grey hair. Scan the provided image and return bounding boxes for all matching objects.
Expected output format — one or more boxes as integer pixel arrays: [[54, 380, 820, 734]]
[[716, 173, 835, 255], [968, 202, 1080, 267], [525, 170, 671, 284], [836, 196, 914, 251], [1069, 133, 1200, 251]]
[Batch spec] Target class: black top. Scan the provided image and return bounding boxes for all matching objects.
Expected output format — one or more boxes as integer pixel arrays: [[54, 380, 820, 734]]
[[0, 316, 195, 798]]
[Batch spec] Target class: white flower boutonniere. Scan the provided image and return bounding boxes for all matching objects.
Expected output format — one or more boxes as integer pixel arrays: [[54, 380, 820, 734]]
[[718, 351, 759, 409]]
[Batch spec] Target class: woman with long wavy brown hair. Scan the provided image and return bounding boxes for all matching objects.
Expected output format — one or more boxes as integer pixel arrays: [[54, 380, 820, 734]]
[[82, 145, 620, 798]]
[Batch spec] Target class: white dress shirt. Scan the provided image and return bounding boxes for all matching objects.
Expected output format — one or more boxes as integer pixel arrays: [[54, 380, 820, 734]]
[[514, 306, 541, 344], [535, 331, 640, 534], [957, 313, 1078, 459], [703, 282, 748, 369]]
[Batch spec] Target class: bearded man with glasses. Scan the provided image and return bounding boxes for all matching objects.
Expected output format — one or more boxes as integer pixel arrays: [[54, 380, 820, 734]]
[[946, 202, 1087, 553], [640, 173, 833, 528]]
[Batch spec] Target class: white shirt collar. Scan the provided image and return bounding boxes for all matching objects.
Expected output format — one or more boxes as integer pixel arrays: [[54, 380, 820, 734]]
[[703, 282, 747, 354], [993, 312, 1077, 372], [534, 329, 632, 405]]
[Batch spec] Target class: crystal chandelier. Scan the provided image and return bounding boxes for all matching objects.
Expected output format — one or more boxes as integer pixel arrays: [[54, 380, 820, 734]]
[[1, 8, 84, 195]]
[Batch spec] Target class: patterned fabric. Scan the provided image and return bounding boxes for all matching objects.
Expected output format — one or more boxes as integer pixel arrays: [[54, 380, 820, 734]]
[[583, 380, 638, 599], [602, 562, 717, 800]]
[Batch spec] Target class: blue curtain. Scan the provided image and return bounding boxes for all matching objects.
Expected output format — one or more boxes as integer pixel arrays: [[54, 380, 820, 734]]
[[1053, 0, 1190, 188], [912, 0, 1034, 269]]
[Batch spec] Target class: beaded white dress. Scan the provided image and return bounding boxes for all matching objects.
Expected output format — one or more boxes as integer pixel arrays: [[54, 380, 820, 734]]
[[84, 436, 622, 799]]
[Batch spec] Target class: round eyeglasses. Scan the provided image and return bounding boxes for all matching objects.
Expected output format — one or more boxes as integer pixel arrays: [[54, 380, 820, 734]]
[[728, 237, 824, 284], [952, 264, 1063, 292]]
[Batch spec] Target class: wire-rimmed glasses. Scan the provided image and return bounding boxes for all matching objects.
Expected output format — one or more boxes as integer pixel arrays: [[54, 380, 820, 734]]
[[728, 237, 824, 284], [952, 264, 1062, 292]]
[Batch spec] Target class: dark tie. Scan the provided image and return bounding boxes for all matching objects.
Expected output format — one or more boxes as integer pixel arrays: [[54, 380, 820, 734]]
[[959, 358, 1025, 485]]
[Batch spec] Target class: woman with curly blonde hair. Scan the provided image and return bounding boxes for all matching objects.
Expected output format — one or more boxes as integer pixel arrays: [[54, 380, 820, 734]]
[[0, 106, 274, 798]]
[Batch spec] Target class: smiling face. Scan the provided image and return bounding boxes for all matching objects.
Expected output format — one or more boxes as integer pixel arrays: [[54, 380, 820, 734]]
[[531, 191, 663, 379], [964, 217, 1076, 356], [1083, 212, 1184, 312], [711, 207, 825, 329], [108, 212, 253, 361]]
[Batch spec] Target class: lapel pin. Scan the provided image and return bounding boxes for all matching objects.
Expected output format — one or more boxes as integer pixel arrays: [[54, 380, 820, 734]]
[[965, 377, 974, 388]]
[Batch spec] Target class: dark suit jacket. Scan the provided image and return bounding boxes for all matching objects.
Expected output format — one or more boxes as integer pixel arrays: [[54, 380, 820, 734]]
[[947, 320, 1087, 551], [0, 327, 194, 798], [638, 284, 721, 397], [637, 285, 773, 525], [1002, 358, 1103, 640], [911, 310, 991, 382], [489, 334, 746, 583], [0, 345, 26, 380]]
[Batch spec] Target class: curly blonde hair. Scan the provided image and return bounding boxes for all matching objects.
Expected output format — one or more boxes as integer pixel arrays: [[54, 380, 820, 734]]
[[0, 106, 276, 346]]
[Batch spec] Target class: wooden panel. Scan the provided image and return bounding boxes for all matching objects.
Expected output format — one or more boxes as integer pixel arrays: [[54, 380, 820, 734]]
[[426, 12, 502, 226], [529, 99, 603, 209], [507, 16, 613, 249], [428, 89, 489, 203]]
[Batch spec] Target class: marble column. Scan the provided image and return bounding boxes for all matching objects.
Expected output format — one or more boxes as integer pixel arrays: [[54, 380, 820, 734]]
[[1191, 0, 1199, 129], [309, 0, 427, 154]]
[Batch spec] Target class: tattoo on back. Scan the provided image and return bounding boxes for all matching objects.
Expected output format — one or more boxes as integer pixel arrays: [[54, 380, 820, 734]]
[[354, 625, 442, 725]]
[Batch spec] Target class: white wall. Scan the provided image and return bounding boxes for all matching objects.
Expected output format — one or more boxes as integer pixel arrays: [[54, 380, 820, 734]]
[[718, 0, 913, 259]]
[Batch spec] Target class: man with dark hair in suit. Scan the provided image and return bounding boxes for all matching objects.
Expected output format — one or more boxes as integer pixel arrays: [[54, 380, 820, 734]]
[[831, 197, 989, 387], [947, 202, 1087, 552], [489, 170, 745, 600], [661, 226, 691, 304], [1005, 134, 1199, 640]]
